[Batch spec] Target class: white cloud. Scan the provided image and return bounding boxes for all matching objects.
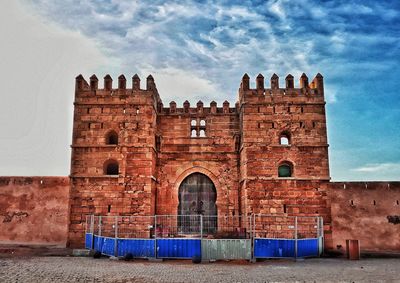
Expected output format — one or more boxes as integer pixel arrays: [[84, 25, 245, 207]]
[[147, 68, 220, 104], [269, 0, 287, 19], [352, 163, 400, 173]]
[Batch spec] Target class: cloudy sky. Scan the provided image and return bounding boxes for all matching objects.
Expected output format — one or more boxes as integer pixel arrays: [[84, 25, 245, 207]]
[[0, 0, 399, 180]]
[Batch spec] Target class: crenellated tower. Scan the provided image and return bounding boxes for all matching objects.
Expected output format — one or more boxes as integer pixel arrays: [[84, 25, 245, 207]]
[[69, 74, 161, 247], [238, 73, 331, 243], [69, 71, 332, 249]]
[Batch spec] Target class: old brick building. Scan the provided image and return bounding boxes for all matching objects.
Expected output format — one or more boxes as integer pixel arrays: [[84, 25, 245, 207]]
[[69, 72, 331, 248]]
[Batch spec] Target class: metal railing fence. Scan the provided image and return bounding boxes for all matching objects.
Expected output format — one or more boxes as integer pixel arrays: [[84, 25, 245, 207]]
[[86, 214, 321, 241], [85, 214, 323, 260]]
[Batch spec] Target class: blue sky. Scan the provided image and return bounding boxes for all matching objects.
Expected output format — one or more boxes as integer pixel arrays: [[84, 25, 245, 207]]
[[0, 0, 399, 180]]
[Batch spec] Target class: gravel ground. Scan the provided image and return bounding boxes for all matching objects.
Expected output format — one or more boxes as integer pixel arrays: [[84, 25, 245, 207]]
[[0, 256, 399, 283]]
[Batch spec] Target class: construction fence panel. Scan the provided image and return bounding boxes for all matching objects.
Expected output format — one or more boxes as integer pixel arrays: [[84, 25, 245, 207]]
[[84, 214, 324, 260], [253, 215, 322, 259], [154, 215, 201, 259], [201, 215, 252, 261]]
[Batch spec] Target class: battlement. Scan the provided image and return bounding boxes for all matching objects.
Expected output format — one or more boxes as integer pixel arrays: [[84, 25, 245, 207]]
[[161, 100, 238, 115], [238, 73, 324, 103], [75, 73, 161, 101]]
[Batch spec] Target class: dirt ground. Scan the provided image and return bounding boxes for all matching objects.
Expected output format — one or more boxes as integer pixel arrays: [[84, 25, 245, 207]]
[[0, 256, 399, 283]]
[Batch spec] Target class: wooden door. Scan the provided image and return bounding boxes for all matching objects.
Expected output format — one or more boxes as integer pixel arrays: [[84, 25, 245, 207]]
[[178, 173, 217, 234]]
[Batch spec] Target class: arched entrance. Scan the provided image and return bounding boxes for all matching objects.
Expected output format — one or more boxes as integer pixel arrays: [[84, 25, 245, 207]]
[[178, 173, 217, 234]]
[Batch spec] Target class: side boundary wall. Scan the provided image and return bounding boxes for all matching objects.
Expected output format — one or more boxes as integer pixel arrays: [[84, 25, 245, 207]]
[[329, 182, 400, 255], [0, 177, 70, 247]]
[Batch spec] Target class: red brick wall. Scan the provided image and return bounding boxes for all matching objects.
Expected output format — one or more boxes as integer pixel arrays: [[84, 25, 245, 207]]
[[330, 182, 400, 254], [157, 106, 240, 216], [0, 177, 69, 247], [237, 74, 332, 247], [69, 75, 160, 247], [69, 73, 333, 248]]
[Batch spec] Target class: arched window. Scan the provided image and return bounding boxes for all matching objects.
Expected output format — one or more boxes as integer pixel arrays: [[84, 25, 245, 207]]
[[279, 132, 290, 145], [191, 120, 197, 126], [278, 162, 293, 177], [106, 131, 118, 145], [199, 129, 206, 137], [104, 160, 119, 175], [200, 120, 206, 126]]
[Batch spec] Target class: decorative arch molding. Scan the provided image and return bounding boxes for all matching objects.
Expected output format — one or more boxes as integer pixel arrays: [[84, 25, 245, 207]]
[[173, 166, 223, 207]]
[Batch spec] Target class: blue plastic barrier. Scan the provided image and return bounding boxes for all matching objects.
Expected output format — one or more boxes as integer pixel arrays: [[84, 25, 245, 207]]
[[85, 233, 93, 249], [117, 239, 156, 258], [93, 235, 104, 252], [254, 238, 320, 258], [254, 239, 295, 258], [93, 236, 115, 256], [297, 238, 319, 257], [156, 239, 201, 259], [89, 236, 320, 259], [101, 237, 116, 256]]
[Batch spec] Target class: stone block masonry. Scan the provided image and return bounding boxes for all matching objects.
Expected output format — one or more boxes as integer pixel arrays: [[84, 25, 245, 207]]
[[1, 71, 397, 255], [69, 72, 332, 248]]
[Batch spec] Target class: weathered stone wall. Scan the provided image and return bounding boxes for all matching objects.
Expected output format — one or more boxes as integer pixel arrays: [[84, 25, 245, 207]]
[[69, 75, 160, 247], [237, 73, 332, 247], [244, 179, 332, 247], [2, 73, 398, 256], [330, 182, 400, 254], [69, 72, 333, 247], [157, 105, 240, 216], [0, 177, 69, 247]]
